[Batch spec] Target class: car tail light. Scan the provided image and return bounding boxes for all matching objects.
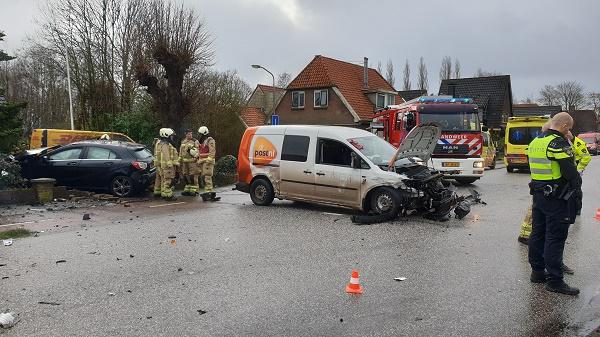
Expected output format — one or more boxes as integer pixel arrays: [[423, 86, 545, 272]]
[[132, 161, 148, 170]]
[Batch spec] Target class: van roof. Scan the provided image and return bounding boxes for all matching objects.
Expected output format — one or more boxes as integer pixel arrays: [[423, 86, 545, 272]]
[[253, 125, 375, 138]]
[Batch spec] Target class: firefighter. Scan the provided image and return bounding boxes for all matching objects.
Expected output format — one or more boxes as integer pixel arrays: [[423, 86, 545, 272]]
[[527, 112, 580, 295], [197, 126, 219, 201], [154, 128, 180, 200], [180, 129, 200, 196]]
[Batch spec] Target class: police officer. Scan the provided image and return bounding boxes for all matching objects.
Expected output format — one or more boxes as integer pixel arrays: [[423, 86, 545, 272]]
[[527, 112, 581, 295], [154, 128, 180, 200], [197, 126, 219, 201], [179, 129, 200, 196]]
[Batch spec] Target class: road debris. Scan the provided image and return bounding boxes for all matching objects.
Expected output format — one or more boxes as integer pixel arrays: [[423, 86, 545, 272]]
[[0, 312, 19, 328], [224, 237, 230, 242], [55, 260, 67, 264], [394, 277, 407, 282], [82, 213, 91, 220], [168, 235, 177, 239], [38, 301, 60, 306], [108, 292, 115, 296], [197, 310, 207, 315], [3, 239, 13, 246], [129, 254, 134, 258]]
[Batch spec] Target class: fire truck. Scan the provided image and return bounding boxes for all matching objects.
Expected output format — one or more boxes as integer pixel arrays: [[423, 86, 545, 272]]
[[370, 96, 485, 184]]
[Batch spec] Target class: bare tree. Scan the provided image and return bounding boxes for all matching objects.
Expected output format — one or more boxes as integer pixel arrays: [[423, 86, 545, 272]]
[[417, 57, 428, 91], [376, 61, 382, 75], [589, 92, 600, 114], [454, 59, 461, 79], [539, 85, 559, 106], [134, 0, 214, 134], [539, 81, 586, 111], [276, 72, 292, 88], [385, 59, 395, 87], [402, 59, 411, 91], [439, 56, 452, 81], [474, 68, 501, 77]]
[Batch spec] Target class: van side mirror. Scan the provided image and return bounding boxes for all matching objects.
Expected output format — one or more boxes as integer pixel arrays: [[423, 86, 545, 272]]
[[351, 152, 361, 169]]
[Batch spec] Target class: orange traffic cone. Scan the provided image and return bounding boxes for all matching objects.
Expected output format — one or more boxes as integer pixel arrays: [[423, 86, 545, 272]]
[[594, 208, 600, 220], [345, 269, 363, 294]]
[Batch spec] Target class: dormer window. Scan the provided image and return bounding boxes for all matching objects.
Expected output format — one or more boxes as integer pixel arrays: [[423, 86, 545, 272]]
[[314, 89, 328, 108], [376, 93, 396, 109]]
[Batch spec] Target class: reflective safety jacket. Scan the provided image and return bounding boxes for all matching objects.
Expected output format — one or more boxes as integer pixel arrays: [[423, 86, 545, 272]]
[[572, 136, 591, 171], [199, 137, 216, 163], [179, 138, 199, 163], [155, 140, 180, 169], [527, 131, 573, 181]]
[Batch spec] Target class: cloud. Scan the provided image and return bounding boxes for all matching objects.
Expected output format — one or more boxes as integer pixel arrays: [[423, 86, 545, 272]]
[[242, 0, 308, 29]]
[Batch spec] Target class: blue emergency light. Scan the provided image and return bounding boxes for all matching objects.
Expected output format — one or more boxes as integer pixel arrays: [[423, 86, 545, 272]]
[[417, 97, 473, 104]]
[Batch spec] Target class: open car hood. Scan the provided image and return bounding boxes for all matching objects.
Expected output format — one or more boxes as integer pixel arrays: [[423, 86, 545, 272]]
[[393, 123, 441, 162]]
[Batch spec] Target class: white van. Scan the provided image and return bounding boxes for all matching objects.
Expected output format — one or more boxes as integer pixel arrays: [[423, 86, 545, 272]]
[[235, 124, 449, 216]]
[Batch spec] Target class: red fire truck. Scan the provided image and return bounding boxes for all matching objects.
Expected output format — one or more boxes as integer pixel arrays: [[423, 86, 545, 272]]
[[371, 96, 485, 184]]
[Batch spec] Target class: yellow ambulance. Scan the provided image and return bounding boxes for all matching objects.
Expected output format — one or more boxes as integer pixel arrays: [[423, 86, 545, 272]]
[[504, 116, 550, 173]]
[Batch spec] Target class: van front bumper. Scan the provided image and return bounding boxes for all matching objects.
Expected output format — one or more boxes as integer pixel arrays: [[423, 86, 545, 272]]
[[430, 158, 485, 178]]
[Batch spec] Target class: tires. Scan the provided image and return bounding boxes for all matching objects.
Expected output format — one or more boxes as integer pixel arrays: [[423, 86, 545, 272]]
[[110, 175, 135, 197], [455, 177, 478, 185], [250, 178, 274, 206], [369, 187, 402, 216], [506, 166, 515, 173]]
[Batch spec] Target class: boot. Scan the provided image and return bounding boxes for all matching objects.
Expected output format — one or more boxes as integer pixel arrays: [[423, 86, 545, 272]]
[[544, 281, 580, 295], [518, 236, 529, 245], [562, 263, 574, 275], [209, 192, 221, 202], [530, 271, 546, 283], [163, 195, 177, 201], [200, 193, 210, 201]]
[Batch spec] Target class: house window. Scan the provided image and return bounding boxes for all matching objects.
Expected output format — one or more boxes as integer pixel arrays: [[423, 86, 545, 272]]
[[314, 89, 328, 108], [387, 94, 395, 105], [292, 91, 305, 108], [376, 93, 386, 109]]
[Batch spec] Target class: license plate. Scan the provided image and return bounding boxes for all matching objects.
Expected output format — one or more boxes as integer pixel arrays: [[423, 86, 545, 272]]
[[442, 162, 460, 167], [511, 158, 527, 164]]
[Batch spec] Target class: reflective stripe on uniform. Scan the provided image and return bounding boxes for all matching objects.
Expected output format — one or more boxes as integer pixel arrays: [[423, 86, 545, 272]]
[[529, 158, 551, 165], [530, 168, 553, 175]]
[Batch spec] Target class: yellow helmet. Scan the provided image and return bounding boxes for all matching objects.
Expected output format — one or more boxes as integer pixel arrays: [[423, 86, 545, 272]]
[[198, 126, 209, 135], [159, 128, 174, 138]]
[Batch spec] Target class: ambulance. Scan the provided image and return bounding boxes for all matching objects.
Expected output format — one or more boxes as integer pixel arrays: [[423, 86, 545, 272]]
[[504, 116, 550, 172]]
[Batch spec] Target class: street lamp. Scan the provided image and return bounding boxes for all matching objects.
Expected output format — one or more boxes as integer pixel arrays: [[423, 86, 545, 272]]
[[251, 64, 276, 124]]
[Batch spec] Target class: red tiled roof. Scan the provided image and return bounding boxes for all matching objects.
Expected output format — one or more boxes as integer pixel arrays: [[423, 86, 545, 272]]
[[287, 55, 397, 120], [240, 107, 266, 127], [257, 84, 286, 93]]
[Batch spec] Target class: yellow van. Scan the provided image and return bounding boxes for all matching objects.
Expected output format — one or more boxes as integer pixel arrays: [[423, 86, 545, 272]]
[[504, 116, 550, 173], [30, 129, 135, 149]]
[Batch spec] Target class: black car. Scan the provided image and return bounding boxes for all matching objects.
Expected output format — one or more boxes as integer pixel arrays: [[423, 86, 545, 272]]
[[18, 140, 156, 197]]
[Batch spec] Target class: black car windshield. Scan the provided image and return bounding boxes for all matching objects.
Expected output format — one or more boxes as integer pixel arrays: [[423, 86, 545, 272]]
[[419, 112, 480, 132], [133, 148, 153, 159], [347, 136, 396, 166]]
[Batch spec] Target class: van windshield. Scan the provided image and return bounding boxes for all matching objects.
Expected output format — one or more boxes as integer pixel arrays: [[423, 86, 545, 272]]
[[347, 136, 397, 166]]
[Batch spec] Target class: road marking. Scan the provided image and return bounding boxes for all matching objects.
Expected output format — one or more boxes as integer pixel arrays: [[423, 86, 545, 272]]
[[149, 202, 186, 208], [0, 219, 55, 228]]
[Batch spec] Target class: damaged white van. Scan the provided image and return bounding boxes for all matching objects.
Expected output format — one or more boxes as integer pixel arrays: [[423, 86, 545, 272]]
[[235, 124, 468, 220]]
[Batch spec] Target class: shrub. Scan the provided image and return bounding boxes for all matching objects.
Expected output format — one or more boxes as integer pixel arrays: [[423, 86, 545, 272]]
[[0, 153, 25, 190], [213, 155, 238, 187]]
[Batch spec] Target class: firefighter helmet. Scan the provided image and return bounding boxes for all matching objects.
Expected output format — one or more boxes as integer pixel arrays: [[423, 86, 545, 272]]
[[159, 128, 174, 138], [198, 126, 209, 135], [99, 134, 110, 140]]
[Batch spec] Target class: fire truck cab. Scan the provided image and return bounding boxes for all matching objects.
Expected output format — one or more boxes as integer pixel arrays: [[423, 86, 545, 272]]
[[371, 96, 485, 184]]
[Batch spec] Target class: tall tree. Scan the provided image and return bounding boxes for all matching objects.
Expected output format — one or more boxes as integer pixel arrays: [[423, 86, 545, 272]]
[[385, 59, 395, 87], [439, 56, 452, 81], [539, 81, 586, 111], [376, 61, 382, 75], [474, 68, 501, 77], [453, 59, 461, 79], [0, 32, 16, 62], [134, 0, 214, 135], [402, 59, 411, 91], [539, 85, 559, 106], [0, 101, 25, 153], [276, 72, 292, 88], [589, 92, 600, 114], [417, 57, 428, 91]]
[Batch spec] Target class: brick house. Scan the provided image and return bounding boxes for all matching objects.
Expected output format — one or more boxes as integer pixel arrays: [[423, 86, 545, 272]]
[[239, 84, 285, 127], [275, 55, 399, 127]]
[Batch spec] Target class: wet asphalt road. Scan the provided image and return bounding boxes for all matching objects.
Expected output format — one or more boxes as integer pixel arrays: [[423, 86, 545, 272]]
[[1, 160, 600, 337]]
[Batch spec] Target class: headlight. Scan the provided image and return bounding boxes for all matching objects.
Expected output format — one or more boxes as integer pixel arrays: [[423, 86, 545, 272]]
[[473, 161, 484, 168]]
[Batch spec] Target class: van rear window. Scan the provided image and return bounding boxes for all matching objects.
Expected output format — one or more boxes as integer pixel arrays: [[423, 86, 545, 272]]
[[508, 127, 542, 145], [281, 135, 310, 162]]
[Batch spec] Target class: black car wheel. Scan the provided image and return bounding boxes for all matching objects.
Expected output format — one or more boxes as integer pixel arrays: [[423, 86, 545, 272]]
[[369, 187, 401, 215], [250, 178, 274, 206], [110, 175, 135, 197]]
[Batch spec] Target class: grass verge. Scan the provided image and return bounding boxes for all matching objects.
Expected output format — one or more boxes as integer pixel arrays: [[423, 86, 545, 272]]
[[0, 228, 32, 240]]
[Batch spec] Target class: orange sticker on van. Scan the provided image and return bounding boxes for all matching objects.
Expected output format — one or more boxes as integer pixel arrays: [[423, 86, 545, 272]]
[[253, 136, 277, 165]]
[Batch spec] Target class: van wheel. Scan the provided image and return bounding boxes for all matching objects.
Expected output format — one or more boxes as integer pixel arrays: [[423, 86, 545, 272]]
[[455, 177, 478, 185], [506, 166, 515, 173], [369, 187, 401, 216], [250, 178, 274, 206]]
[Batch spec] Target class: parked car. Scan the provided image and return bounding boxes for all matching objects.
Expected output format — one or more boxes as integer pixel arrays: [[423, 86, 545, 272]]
[[17, 140, 156, 197], [577, 132, 600, 155], [481, 129, 497, 169], [235, 124, 468, 220]]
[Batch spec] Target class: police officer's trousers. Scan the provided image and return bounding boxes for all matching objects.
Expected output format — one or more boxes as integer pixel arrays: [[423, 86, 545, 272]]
[[529, 192, 571, 285]]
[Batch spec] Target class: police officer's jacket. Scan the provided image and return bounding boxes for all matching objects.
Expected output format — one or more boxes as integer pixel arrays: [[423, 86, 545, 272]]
[[572, 136, 591, 171], [527, 129, 581, 191]]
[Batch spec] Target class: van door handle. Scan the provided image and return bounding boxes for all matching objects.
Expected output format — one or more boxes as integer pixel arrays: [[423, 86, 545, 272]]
[[67, 161, 77, 166], [303, 170, 312, 174], [316, 172, 325, 176]]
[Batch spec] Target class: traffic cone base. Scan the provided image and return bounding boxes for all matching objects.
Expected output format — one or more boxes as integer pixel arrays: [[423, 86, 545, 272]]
[[595, 208, 600, 220], [345, 269, 363, 294]]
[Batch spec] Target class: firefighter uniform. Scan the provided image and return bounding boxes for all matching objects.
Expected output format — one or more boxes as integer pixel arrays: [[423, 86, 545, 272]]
[[153, 137, 162, 197], [154, 130, 180, 200], [527, 129, 580, 294], [198, 136, 216, 193], [180, 137, 200, 195]]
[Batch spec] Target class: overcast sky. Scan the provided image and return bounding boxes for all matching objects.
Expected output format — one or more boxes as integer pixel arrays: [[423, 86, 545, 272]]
[[1, 0, 599, 101]]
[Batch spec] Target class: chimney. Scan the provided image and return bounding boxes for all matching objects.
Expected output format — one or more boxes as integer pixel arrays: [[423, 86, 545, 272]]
[[363, 57, 369, 89]]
